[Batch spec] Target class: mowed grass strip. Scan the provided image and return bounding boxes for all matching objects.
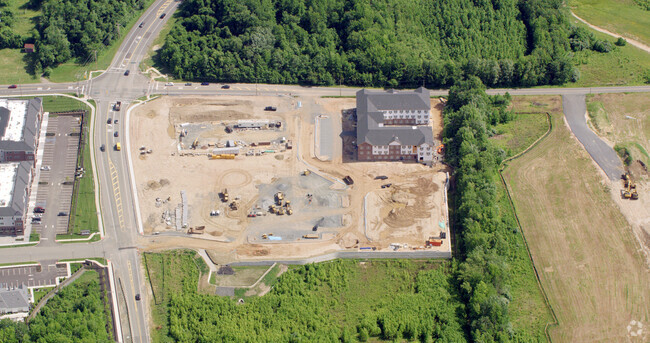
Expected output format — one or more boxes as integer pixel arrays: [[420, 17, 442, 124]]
[[0, 0, 40, 84], [502, 109, 650, 342], [570, 0, 650, 46]]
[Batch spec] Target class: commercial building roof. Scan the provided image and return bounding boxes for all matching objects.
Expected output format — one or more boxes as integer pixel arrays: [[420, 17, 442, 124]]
[[0, 98, 42, 153], [0, 161, 31, 217], [0, 286, 30, 314], [356, 88, 433, 146]]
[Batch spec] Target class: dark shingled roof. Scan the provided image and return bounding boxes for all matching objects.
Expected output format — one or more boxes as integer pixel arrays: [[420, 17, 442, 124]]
[[356, 87, 433, 147]]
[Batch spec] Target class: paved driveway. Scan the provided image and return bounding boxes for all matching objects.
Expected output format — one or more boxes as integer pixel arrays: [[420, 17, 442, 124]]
[[562, 95, 624, 181]]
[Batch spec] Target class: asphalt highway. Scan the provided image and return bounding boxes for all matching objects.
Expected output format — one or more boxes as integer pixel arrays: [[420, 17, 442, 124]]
[[0, 0, 648, 341]]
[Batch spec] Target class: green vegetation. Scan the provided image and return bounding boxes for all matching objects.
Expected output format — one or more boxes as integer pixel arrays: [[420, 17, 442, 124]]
[[70, 263, 83, 274], [444, 78, 553, 341], [145, 251, 464, 342], [570, 0, 650, 46], [0, 0, 39, 84], [59, 257, 108, 265], [32, 286, 54, 304], [210, 265, 269, 286], [29, 233, 39, 242], [569, 21, 650, 86], [0, 261, 37, 267], [159, 0, 610, 88], [0, 270, 112, 342], [491, 113, 549, 157]]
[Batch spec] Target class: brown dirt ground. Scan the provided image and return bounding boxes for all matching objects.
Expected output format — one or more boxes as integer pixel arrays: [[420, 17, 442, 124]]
[[133, 95, 449, 260], [503, 110, 649, 342]]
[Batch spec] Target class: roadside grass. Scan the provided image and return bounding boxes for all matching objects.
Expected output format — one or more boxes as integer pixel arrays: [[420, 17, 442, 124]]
[[143, 250, 205, 343], [567, 20, 650, 87], [0, 0, 40, 84], [29, 233, 40, 242], [501, 106, 650, 341], [569, 0, 650, 46], [585, 92, 650, 170], [32, 286, 55, 304], [140, 15, 176, 78], [0, 261, 38, 267], [59, 257, 107, 265], [70, 263, 83, 274]]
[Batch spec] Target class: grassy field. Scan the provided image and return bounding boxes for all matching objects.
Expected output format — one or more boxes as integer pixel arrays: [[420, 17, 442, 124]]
[[570, 0, 650, 46], [502, 101, 650, 342], [209, 265, 269, 286], [0, 0, 40, 84], [567, 20, 650, 87], [586, 92, 650, 169]]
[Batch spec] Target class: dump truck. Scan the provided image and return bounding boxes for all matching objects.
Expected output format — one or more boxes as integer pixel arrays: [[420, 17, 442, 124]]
[[276, 192, 284, 201], [114, 101, 121, 111], [211, 153, 235, 159], [115, 143, 121, 151], [303, 234, 319, 239], [426, 237, 443, 247]]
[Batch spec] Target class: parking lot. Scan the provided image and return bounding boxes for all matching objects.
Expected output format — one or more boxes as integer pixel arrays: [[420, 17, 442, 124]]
[[31, 115, 82, 240], [0, 262, 68, 288]]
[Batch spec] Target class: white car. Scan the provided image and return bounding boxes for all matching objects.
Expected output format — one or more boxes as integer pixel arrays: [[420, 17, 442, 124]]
[[40, 166, 50, 171], [165, 82, 174, 86]]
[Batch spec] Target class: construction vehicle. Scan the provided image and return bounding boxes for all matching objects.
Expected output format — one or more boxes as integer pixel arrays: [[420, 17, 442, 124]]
[[276, 192, 284, 201], [115, 143, 121, 151], [277, 208, 285, 215], [286, 208, 293, 215], [426, 237, 442, 247], [210, 153, 235, 159], [262, 234, 268, 239], [269, 205, 277, 214], [284, 200, 291, 207], [343, 176, 354, 185], [302, 170, 311, 176], [303, 234, 319, 239], [191, 137, 199, 149], [221, 189, 229, 202], [114, 101, 121, 111], [229, 201, 238, 210], [188, 226, 205, 235]]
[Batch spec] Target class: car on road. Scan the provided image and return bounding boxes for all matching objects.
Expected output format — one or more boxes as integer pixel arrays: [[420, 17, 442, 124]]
[[221, 85, 230, 89], [58, 212, 68, 216], [374, 175, 388, 180], [100, 144, 106, 152], [113, 119, 119, 124], [185, 82, 192, 86], [114, 131, 119, 137], [160, 13, 166, 19], [139, 22, 144, 28], [124, 69, 130, 76], [34, 207, 45, 213], [165, 82, 174, 86], [107, 118, 112, 124], [201, 82, 209, 86], [8, 84, 17, 89], [40, 166, 50, 171], [31, 217, 41, 223], [135, 294, 141, 301]]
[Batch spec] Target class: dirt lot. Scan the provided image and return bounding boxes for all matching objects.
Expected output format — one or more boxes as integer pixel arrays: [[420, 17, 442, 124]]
[[503, 107, 649, 342], [131, 95, 449, 260]]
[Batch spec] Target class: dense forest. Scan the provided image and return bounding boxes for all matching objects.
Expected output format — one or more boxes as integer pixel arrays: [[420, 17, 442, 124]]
[[444, 77, 531, 341], [159, 0, 611, 87], [147, 251, 466, 342], [0, 271, 112, 343], [29, 0, 147, 75]]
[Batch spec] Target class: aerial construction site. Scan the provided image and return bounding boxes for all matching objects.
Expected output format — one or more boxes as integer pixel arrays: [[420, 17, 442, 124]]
[[129, 93, 450, 262]]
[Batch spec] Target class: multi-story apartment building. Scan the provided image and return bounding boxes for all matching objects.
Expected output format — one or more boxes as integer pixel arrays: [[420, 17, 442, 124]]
[[356, 87, 435, 164]]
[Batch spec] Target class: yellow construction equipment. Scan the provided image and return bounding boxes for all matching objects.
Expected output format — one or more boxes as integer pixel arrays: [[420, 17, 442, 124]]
[[303, 234, 318, 239], [230, 201, 238, 210], [276, 208, 285, 215], [302, 170, 311, 176], [262, 234, 268, 239], [221, 189, 229, 202], [276, 192, 284, 200], [191, 137, 199, 149], [286, 208, 293, 215]]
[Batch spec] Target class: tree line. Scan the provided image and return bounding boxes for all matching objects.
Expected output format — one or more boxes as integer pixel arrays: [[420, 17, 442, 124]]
[[0, 0, 24, 49], [158, 0, 613, 87], [0, 270, 112, 343]]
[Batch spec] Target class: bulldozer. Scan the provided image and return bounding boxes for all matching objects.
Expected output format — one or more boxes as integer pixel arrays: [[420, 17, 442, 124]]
[[221, 189, 229, 202], [302, 170, 311, 176]]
